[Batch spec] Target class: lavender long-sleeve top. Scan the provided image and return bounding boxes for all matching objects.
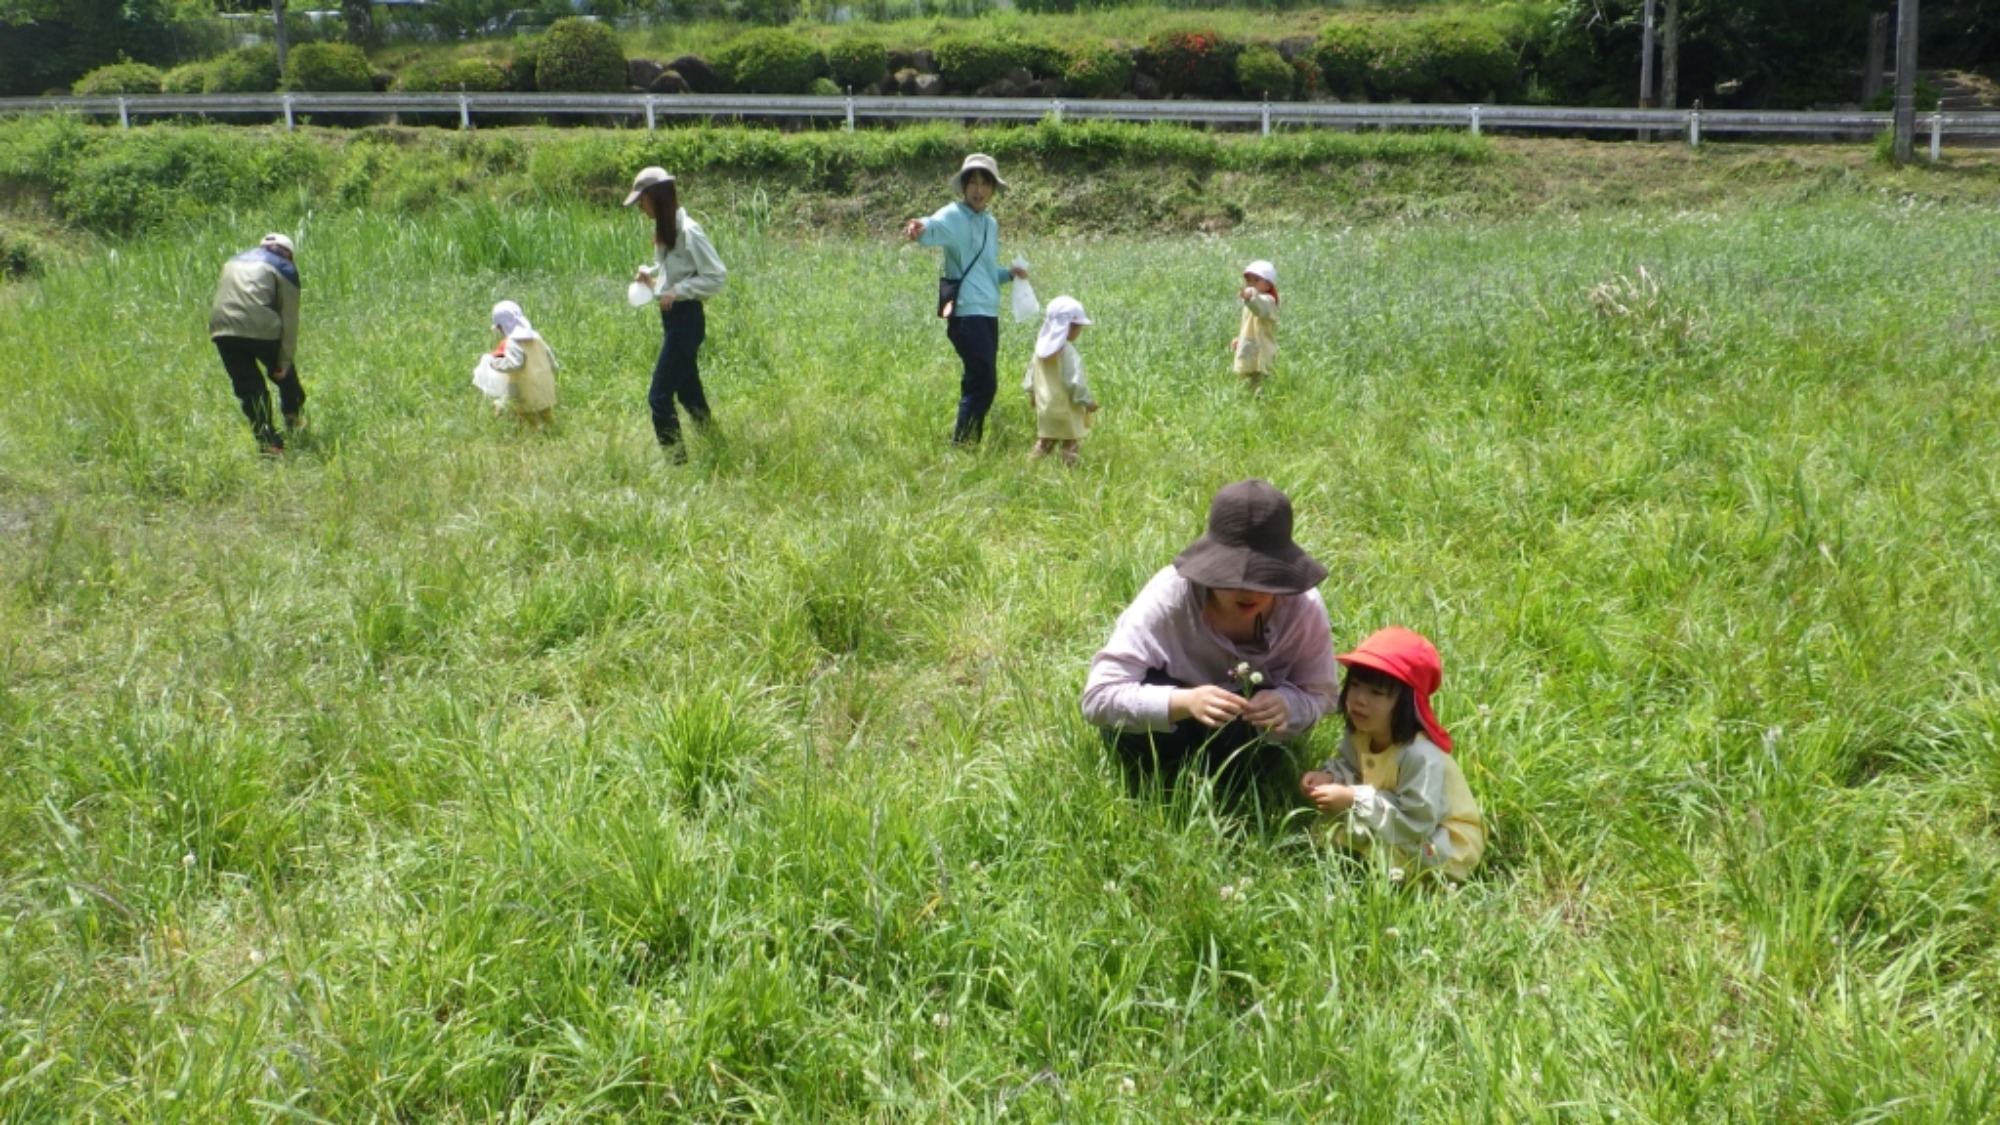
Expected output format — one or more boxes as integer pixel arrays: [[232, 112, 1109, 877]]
[[1081, 566, 1340, 739]]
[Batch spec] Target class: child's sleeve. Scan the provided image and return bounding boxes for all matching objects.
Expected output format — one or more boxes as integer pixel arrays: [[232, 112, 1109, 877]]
[[1062, 347, 1093, 407], [1319, 738, 1361, 784], [490, 339, 526, 372], [1345, 749, 1450, 851], [1245, 292, 1278, 321], [916, 205, 961, 249]]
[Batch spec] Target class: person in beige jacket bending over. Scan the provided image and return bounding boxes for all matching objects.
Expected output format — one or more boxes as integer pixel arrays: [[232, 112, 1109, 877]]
[[209, 232, 304, 457]]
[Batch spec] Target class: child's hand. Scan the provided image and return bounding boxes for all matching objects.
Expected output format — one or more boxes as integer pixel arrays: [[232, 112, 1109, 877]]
[[1170, 685, 1247, 728], [1010, 265, 1029, 280], [1239, 286, 1256, 302], [1227, 337, 1239, 353], [1086, 402, 1101, 413], [1300, 770, 1335, 793], [1306, 781, 1356, 815], [902, 219, 925, 241], [1240, 690, 1290, 735]]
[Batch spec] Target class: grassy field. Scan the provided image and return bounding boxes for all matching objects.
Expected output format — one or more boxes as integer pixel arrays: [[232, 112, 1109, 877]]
[[3, 179, 1999, 1119]]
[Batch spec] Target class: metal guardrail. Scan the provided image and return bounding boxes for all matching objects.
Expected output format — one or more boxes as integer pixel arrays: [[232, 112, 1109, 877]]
[[6, 92, 1999, 158]]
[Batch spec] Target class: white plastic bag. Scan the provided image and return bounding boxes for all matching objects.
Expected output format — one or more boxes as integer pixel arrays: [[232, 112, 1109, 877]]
[[471, 356, 511, 401], [1010, 256, 1039, 322]]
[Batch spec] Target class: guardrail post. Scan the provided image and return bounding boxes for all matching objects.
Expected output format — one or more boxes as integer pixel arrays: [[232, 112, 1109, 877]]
[[1687, 109, 1700, 147], [1260, 94, 1271, 137], [283, 94, 295, 132], [645, 95, 656, 130], [1469, 104, 1482, 136], [844, 88, 854, 132], [1051, 99, 1063, 125], [1929, 113, 1942, 161], [458, 93, 470, 131], [118, 97, 130, 129]]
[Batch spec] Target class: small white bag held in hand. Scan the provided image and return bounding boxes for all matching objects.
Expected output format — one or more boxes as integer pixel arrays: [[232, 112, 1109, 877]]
[[1010, 256, 1039, 322]]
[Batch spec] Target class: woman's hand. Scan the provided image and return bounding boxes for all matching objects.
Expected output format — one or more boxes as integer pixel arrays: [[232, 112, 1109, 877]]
[[657, 290, 677, 311], [634, 268, 651, 284], [1010, 265, 1029, 280], [1240, 690, 1290, 735], [1169, 685, 1247, 728], [902, 219, 925, 241]]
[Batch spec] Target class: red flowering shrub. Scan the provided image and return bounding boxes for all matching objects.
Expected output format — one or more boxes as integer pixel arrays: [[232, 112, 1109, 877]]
[[1144, 29, 1240, 99]]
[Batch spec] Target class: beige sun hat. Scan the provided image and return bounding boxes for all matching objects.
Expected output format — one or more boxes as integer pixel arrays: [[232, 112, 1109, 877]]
[[623, 166, 675, 206], [950, 153, 1008, 193], [260, 232, 295, 256]]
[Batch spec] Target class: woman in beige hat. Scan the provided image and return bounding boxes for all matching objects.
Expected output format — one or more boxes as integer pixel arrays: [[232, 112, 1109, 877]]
[[625, 166, 728, 463], [902, 153, 1029, 446], [1082, 479, 1340, 788]]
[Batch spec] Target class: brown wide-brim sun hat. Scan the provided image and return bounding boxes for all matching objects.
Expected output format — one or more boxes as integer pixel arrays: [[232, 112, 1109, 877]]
[[1172, 478, 1328, 595]]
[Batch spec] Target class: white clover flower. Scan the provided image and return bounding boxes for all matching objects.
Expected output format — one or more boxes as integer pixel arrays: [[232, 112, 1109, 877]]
[[1120, 1077, 1137, 1095], [1102, 880, 1118, 895], [1420, 946, 1434, 958], [1389, 867, 1406, 884], [932, 1011, 951, 1030], [249, 949, 266, 967], [1219, 884, 1237, 901], [181, 853, 195, 869], [1384, 927, 1401, 939], [1534, 983, 1551, 998], [1249, 672, 1264, 686], [634, 941, 650, 959]]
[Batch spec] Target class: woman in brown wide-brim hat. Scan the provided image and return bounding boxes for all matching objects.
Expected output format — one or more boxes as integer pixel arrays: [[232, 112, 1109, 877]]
[[1081, 479, 1339, 789]]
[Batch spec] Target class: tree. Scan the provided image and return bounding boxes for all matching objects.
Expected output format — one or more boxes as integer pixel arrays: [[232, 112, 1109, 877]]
[[342, 0, 375, 48]]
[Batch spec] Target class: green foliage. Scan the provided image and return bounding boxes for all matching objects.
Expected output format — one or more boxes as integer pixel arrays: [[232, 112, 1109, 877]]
[[71, 63, 164, 96], [399, 56, 511, 93], [1234, 43, 1293, 102], [534, 16, 626, 94], [808, 76, 841, 97], [934, 35, 1061, 92], [161, 63, 210, 95], [282, 42, 374, 93], [1145, 28, 1241, 99], [206, 46, 281, 95], [1317, 14, 1521, 102], [826, 36, 889, 91], [1063, 43, 1135, 100], [1865, 82, 1942, 113], [33, 126, 327, 233], [0, 223, 46, 278], [712, 28, 824, 95]]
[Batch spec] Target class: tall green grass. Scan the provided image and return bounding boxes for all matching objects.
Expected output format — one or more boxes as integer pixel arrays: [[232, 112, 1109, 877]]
[[1, 193, 1997, 1118]]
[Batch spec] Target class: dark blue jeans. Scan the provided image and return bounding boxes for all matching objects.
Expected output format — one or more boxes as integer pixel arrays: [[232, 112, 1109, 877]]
[[648, 300, 709, 446], [214, 335, 305, 448], [946, 314, 999, 444]]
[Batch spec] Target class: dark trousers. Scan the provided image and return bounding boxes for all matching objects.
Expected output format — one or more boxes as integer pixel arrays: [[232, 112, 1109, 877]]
[[214, 335, 304, 448], [648, 300, 710, 446], [946, 315, 999, 444], [1109, 668, 1288, 797]]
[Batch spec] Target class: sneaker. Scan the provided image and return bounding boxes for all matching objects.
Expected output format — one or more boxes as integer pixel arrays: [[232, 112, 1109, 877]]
[[284, 408, 308, 434], [259, 442, 284, 459], [661, 442, 688, 465]]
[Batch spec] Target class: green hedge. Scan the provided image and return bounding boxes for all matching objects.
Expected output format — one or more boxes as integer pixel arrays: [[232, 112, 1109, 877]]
[[163, 64, 210, 95], [713, 29, 825, 94], [1063, 43, 1134, 100], [827, 37, 889, 91], [1235, 44, 1292, 101], [283, 43, 373, 93], [399, 57, 510, 93], [72, 63, 165, 96], [535, 17, 626, 93], [1317, 14, 1521, 102], [209, 46, 282, 94], [934, 35, 1061, 92]]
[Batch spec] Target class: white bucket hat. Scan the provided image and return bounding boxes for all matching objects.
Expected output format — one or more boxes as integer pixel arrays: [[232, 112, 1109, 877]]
[[260, 232, 295, 256], [1243, 259, 1277, 286], [1035, 295, 1091, 360], [951, 153, 1008, 193], [623, 166, 675, 206]]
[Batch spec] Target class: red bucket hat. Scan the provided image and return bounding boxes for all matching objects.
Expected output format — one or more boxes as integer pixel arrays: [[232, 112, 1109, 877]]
[[1337, 627, 1452, 752]]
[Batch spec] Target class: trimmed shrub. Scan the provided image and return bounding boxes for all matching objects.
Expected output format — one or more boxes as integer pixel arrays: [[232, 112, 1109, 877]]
[[283, 42, 373, 92], [935, 36, 1059, 92], [534, 17, 626, 93], [162, 64, 211, 95], [827, 37, 889, 91], [1316, 15, 1520, 103], [400, 57, 509, 93], [1145, 29, 1240, 99], [503, 54, 538, 93], [208, 46, 281, 94], [73, 63, 165, 96], [1063, 43, 1133, 100], [713, 29, 824, 95], [1235, 44, 1292, 101], [1290, 55, 1323, 101], [808, 76, 841, 97]]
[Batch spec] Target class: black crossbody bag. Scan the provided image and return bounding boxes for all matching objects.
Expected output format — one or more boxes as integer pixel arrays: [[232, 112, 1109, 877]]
[[936, 218, 991, 319]]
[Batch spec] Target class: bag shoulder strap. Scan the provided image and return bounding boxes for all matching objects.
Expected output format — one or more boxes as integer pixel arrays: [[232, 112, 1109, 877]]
[[945, 213, 991, 283]]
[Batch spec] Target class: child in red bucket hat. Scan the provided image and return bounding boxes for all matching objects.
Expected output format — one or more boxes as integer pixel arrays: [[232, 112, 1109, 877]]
[[1300, 627, 1485, 880]]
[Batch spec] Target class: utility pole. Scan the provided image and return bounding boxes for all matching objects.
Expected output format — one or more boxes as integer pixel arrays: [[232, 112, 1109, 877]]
[[272, 0, 288, 79], [1639, 0, 1658, 140], [1893, 0, 1919, 162], [1661, 0, 1680, 110]]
